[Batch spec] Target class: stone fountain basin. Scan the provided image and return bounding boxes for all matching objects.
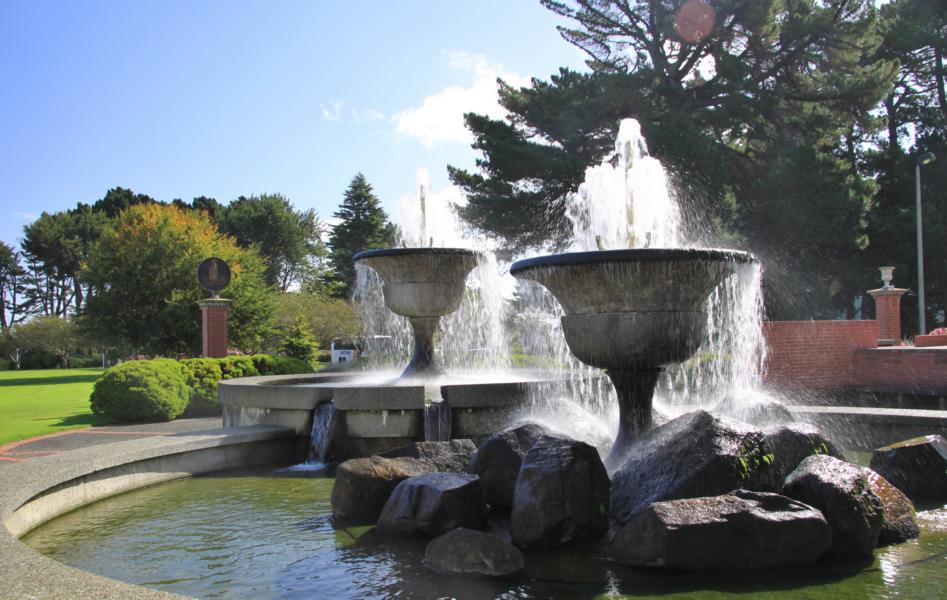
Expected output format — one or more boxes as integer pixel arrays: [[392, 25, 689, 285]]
[[354, 248, 480, 317], [511, 249, 756, 369]]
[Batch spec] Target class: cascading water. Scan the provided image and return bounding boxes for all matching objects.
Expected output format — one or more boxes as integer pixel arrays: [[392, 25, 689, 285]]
[[309, 402, 337, 463], [517, 118, 767, 443], [352, 169, 511, 374]]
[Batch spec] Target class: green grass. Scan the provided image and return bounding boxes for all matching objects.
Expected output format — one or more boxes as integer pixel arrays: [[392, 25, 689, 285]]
[[0, 368, 108, 446]]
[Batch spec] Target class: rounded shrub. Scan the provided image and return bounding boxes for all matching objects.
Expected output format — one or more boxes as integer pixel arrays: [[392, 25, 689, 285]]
[[180, 358, 224, 416], [218, 356, 259, 379], [90, 359, 190, 422]]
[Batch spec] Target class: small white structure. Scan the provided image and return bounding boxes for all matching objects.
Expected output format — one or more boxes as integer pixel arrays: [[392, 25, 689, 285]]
[[330, 339, 358, 364]]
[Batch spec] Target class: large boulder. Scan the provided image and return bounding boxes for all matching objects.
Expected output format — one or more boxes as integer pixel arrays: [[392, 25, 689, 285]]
[[608, 490, 832, 569], [782, 455, 884, 556], [865, 470, 920, 546], [379, 439, 478, 472], [870, 435, 947, 503], [424, 528, 525, 578], [331, 456, 433, 522], [376, 472, 488, 537], [756, 423, 845, 491], [609, 410, 770, 525], [468, 423, 550, 509], [511, 436, 610, 548]]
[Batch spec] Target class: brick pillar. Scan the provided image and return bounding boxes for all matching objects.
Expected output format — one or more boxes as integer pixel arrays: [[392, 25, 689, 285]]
[[198, 298, 233, 358], [867, 288, 908, 346]]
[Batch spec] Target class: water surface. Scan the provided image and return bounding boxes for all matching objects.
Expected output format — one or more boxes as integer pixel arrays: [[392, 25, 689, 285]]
[[23, 469, 947, 599]]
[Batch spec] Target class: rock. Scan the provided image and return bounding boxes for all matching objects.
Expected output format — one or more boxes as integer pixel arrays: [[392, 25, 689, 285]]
[[468, 423, 550, 509], [609, 410, 770, 525], [756, 423, 845, 491], [609, 490, 832, 569], [379, 439, 478, 472], [782, 455, 884, 556], [511, 436, 610, 548], [331, 456, 433, 522], [424, 528, 525, 578], [714, 391, 794, 426], [870, 435, 947, 503], [865, 469, 920, 546], [376, 472, 488, 537]]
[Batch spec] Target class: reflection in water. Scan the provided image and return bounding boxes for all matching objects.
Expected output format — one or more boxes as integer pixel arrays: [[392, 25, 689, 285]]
[[22, 470, 947, 600]]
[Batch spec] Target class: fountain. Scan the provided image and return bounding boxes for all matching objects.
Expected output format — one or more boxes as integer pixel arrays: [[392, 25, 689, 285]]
[[512, 248, 754, 464], [353, 248, 479, 378]]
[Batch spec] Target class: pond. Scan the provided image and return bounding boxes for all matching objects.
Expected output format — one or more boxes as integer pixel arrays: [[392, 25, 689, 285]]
[[22, 467, 947, 599]]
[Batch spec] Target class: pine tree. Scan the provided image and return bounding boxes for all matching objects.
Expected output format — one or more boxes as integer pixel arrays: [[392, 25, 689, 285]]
[[280, 315, 319, 367], [326, 174, 395, 298]]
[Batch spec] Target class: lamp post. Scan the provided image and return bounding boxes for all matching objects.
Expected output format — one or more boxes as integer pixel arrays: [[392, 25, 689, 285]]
[[915, 151, 936, 335]]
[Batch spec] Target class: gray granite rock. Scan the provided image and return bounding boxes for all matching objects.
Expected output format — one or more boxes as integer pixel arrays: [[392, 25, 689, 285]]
[[379, 439, 478, 472], [511, 436, 609, 548], [468, 423, 551, 509], [756, 423, 845, 490], [870, 435, 947, 503], [609, 490, 832, 569], [609, 410, 769, 525], [783, 455, 884, 556], [424, 527, 524, 578], [865, 469, 920, 546], [376, 472, 488, 537], [331, 456, 433, 522]]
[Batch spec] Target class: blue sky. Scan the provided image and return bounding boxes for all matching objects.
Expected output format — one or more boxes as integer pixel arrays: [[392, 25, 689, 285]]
[[0, 1, 588, 248]]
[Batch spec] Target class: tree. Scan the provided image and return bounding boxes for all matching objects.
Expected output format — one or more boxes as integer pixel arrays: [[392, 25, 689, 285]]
[[15, 316, 77, 368], [0, 327, 22, 369], [326, 174, 395, 298], [91, 186, 157, 218], [279, 315, 319, 367], [218, 194, 327, 291], [450, 0, 896, 317], [0, 242, 29, 329], [81, 203, 276, 355], [274, 291, 360, 350]]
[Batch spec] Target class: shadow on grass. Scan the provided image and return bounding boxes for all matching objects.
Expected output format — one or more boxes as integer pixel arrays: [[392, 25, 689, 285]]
[[39, 413, 110, 428], [0, 373, 102, 387]]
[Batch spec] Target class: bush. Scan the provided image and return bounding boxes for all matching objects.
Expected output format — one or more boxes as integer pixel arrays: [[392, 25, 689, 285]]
[[218, 356, 260, 379], [180, 358, 224, 416], [90, 359, 190, 422], [0, 360, 11, 371], [70, 355, 101, 368], [21, 350, 61, 370]]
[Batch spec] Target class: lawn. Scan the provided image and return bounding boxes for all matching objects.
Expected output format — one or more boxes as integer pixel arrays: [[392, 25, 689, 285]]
[[0, 368, 108, 446]]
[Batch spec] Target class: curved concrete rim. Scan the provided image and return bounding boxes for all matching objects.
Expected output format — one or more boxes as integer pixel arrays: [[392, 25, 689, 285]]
[[0, 424, 299, 599], [510, 248, 757, 275]]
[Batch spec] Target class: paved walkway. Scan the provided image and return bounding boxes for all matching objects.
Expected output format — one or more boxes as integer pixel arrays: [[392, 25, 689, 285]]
[[0, 418, 221, 463]]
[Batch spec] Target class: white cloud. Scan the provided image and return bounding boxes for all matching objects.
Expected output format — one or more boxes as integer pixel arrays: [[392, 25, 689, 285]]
[[351, 108, 386, 123], [393, 52, 530, 148], [321, 100, 345, 122]]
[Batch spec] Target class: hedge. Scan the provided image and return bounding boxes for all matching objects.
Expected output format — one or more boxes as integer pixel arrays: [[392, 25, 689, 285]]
[[91, 354, 313, 422]]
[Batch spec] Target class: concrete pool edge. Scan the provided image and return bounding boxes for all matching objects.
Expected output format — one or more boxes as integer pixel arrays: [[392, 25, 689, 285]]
[[0, 424, 301, 599]]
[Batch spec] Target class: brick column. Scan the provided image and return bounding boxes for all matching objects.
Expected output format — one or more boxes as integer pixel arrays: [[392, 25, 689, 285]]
[[867, 288, 908, 346], [198, 298, 232, 358]]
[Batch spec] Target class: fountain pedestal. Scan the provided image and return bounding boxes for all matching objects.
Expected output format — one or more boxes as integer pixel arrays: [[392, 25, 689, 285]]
[[354, 248, 480, 379], [511, 249, 755, 466]]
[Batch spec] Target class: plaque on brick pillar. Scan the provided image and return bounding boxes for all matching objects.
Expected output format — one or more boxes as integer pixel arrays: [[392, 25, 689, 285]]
[[197, 258, 233, 358], [867, 266, 908, 347]]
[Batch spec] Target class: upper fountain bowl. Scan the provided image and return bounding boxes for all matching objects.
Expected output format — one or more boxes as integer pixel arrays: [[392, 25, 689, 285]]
[[354, 248, 480, 317], [510, 249, 756, 370]]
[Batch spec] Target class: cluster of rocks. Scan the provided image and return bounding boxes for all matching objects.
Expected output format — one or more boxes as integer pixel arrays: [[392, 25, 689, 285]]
[[330, 410, 944, 578]]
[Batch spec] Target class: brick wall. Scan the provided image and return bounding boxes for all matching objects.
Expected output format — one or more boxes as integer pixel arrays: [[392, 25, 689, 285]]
[[854, 348, 947, 393], [763, 320, 877, 389]]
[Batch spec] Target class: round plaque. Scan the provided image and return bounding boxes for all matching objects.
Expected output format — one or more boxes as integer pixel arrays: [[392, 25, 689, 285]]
[[197, 257, 231, 293]]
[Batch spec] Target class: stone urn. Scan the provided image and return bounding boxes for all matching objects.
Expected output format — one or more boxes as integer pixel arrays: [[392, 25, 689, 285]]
[[511, 248, 755, 464], [354, 248, 480, 378]]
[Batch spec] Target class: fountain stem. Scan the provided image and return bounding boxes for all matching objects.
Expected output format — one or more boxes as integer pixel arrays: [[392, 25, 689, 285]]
[[404, 316, 443, 377], [605, 369, 661, 467]]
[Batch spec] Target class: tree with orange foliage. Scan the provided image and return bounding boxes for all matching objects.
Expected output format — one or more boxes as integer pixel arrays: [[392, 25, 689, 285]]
[[81, 203, 275, 355]]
